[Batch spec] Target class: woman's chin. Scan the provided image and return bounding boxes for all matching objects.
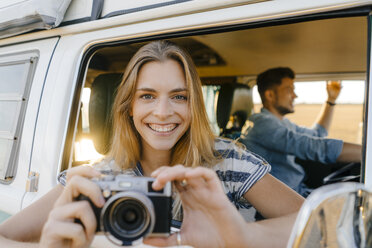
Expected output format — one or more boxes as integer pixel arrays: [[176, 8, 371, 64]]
[[147, 141, 176, 152]]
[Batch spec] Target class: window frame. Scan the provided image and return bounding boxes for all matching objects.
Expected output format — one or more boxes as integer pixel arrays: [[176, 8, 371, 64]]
[[0, 51, 38, 182], [61, 6, 371, 184]]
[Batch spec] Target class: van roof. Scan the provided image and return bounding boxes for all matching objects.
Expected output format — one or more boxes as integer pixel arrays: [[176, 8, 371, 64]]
[[0, 0, 371, 45]]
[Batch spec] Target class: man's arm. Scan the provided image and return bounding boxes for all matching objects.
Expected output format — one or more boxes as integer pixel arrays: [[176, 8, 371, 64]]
[[337, 142, 362, 163], [314, 81, 341, 131]]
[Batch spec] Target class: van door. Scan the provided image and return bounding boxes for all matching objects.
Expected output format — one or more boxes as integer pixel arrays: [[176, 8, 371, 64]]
[[364, 16, 372, 189], [0, 37, 59, 219]]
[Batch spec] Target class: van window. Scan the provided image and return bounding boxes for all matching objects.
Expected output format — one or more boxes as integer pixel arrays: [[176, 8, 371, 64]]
[[0, 52, 37, 181], [252, 80, 365, 144], [67, 15, 366, 191]]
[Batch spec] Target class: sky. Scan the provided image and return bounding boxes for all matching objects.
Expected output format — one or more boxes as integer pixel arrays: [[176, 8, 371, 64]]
[[252, 80, 366, 104]]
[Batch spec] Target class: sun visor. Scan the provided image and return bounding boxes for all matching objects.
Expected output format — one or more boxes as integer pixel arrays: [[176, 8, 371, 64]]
[[0, 0, 72, 39]]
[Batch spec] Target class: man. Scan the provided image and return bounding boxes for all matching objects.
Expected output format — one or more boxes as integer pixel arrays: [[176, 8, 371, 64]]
[[241, 67, 361, 197]]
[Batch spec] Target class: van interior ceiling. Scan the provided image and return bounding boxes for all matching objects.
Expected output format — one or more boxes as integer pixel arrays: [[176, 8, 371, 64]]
[[85, 16, 367, 86]]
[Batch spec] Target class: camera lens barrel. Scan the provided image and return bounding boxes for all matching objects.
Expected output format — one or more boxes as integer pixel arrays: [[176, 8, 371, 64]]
[[101, 191, 155, 246]]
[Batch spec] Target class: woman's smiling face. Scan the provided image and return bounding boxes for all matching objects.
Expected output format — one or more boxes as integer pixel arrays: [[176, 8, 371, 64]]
[[131, 59, 191, 154]]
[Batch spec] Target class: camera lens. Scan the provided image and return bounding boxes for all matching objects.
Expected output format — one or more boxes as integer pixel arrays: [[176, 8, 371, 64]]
[[113, 200, 146, 233], [124, 208, 136, 222], [101, 192, 155, 245]]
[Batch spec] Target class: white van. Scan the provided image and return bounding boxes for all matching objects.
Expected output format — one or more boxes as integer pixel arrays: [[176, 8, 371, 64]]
[[0, 0, 371, 245]]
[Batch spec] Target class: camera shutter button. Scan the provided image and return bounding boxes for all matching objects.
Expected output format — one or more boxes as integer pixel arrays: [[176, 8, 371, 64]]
[[102, 187, 111, 198]]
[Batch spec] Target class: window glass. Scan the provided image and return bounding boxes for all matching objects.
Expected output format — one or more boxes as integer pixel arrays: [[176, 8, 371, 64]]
[[252, 80, 365, 144], [0, 101, 21, 136], [0, 139, 13, 176], [0, 54, 36, 180], [0, 63, 29, 95]]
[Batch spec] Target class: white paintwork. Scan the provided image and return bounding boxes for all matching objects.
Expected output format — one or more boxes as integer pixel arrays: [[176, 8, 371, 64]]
[[0, 38, 59, 214]]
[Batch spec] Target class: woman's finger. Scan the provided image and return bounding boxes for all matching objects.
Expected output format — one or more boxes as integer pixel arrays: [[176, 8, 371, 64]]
[[152, 165, 190, 190], [49, 201, 97, 240], [185, 167, 222, 191], [66, 166, 101, 182], [42, 220, 90, 248], [55, 175, 105, 208], [150, 166, 171, 177]]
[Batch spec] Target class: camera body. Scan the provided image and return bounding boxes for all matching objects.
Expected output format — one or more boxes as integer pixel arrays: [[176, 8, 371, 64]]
[[76, 175, 172, 246]]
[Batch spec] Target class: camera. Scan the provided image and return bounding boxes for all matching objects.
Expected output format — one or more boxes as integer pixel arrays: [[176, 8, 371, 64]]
[[76, 175, 172, 246]]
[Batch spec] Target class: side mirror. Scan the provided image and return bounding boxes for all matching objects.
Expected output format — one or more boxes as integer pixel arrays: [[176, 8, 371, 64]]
[[287, 182, 371, 248]]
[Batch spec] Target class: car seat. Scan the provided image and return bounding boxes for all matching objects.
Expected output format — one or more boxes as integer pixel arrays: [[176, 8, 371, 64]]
[[216, 83, 253, 138], [89, 73, 123, 155]]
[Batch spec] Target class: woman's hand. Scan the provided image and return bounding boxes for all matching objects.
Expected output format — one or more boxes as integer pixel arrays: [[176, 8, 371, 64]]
[[39, 166, 104, 248], [144, 165, 248, 248]]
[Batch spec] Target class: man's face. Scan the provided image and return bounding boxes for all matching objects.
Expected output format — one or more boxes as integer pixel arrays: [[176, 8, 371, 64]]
[[272, 77, 297, 116]]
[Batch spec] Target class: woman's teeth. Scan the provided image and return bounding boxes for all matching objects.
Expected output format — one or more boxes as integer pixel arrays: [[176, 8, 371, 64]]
[[148, 124, 177, 132]]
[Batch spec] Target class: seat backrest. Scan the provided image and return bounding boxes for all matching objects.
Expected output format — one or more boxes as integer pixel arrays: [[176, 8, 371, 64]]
[[216, 83, 253, 134], [89, 73, 122, 155]]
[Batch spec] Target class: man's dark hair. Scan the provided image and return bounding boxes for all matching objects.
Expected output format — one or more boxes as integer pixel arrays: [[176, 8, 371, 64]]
[[256, 67, 295, 103]]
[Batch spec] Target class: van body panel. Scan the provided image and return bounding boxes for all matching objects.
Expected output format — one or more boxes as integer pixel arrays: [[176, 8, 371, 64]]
[[22, 35, 90, 207], [0, 37, 59, 214]]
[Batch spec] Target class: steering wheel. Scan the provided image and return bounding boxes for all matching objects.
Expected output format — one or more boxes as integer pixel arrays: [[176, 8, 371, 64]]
[[322, 162, 361, 185]]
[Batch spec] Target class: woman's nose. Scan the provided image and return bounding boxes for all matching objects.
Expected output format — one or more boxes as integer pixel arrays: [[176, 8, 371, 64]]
[[153, 98, 173, 118]]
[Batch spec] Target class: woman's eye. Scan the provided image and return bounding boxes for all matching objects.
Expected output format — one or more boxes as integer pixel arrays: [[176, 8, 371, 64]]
[[140, 94, 154, 100], [173, 95, 187, 101]]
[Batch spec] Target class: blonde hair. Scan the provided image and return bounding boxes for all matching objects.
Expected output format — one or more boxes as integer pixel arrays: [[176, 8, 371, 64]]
[[110, 40, 218, 170]]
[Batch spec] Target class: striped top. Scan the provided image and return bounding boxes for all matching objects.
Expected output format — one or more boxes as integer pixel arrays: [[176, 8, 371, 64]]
[[213, 138, 271, 210]]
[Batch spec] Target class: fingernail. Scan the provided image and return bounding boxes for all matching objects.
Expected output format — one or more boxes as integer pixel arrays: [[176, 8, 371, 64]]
[[152, 180, 159, 189]]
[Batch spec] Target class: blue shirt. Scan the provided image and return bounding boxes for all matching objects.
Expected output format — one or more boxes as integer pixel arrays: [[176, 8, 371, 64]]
[[241, 108, 343, 196]]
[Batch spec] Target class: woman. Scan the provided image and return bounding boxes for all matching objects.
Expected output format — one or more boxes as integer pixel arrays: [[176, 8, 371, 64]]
[[0, 40, 303, 247]]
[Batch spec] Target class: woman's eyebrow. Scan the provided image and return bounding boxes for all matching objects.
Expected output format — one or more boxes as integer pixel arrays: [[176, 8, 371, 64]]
[[136, 87, 156, 92], [136, 87, 187, 93], [170, 88, 188, 93]]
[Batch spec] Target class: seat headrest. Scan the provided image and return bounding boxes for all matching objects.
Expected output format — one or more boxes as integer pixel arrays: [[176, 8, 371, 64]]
[[216, 83, 253, 133], [89, 73, 123, 155], [216, 84, 235, 131]]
